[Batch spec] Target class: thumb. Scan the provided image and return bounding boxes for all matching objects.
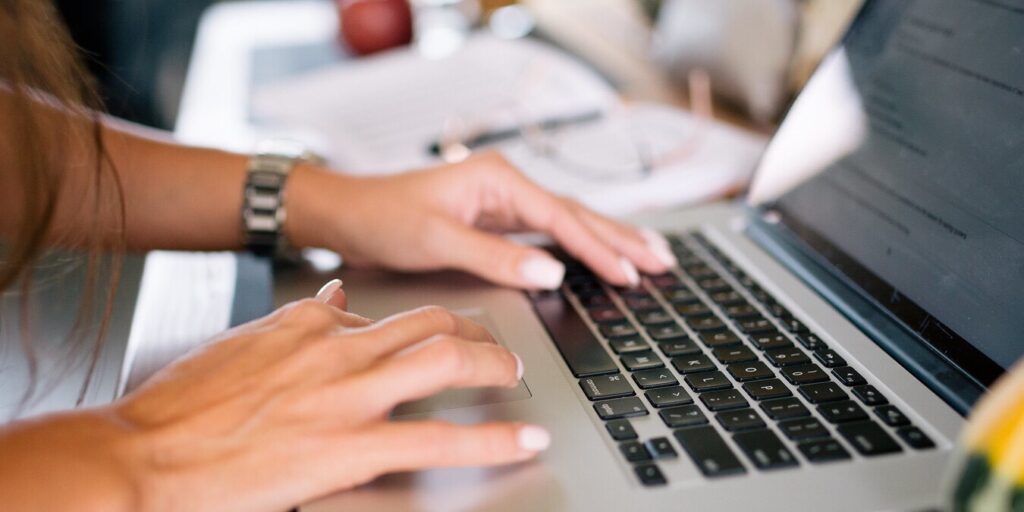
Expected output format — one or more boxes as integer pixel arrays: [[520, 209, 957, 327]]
[[437, 222, 565, 290], [315, 278, 349, 310]]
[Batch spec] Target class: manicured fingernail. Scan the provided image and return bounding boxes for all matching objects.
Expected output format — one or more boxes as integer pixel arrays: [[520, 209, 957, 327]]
[[514, 352, 524, 381], [315, 279, 343, 302], [518, 425, 551, 452], [519, 256, 565, 290], [619, 257, 640, 287], [641, 228, 677, 267]]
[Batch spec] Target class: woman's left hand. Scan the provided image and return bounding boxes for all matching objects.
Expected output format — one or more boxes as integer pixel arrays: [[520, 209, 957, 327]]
[[287, 152, 677, 289]]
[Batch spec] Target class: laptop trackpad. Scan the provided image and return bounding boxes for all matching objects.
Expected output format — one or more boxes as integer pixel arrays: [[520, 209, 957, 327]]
[[393, 310, 532, 416]]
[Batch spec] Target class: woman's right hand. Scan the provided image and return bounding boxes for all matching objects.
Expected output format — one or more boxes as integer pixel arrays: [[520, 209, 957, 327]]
[[0, 284, 548, 512]]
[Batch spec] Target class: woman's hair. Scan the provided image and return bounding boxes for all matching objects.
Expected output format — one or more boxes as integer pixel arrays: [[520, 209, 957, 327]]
[[0, 0, 125, 407]]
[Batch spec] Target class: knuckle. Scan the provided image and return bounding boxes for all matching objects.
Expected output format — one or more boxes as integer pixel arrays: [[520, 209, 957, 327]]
[[418, 305, 459, 334], [282, 299, 337, 327], [431, 336, 469, 377]]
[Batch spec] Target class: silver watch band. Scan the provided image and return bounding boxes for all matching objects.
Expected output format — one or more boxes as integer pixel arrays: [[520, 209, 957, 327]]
[[242, 149, 299, 258]]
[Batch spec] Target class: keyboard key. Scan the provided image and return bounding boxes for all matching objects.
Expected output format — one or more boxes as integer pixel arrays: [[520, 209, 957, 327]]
[[733, 429, 799, 470], [579, 293, 613, 308], [897, 426, 936, 449], [609, 336, 650, 354], [743, 379, 792, 401], [764, 302, 792, 319], [579, 374, 635, 401], [686, 265, 718, 280], [684, 371, 732, 392], [781, 318, 809, 333], [599, 322, 639, 339], [765, 347, 811, 367], [832, 366, 867, 386], [799, 382, 848, 404], [851, 385, 889, 406], [659, 404, 707, 428], [699, 330, 742, 348], [781, 364, 829, 385], [726, 362, 775, 382], [717, 408, 766, 431], [645, 437, 678, 459], [674, 302, 714, 318], [621, 351, 664, 371], [625, 296, 661, 313], [658, 339, 700, 357], [674, 426, 746, 478], [749, 332, 792, 351], [710, 290, 746, 306], [779, 417, 830, 441], [713, 346, 757, 364], [671, 354, 716, 374], [722, 303, 759, 319], [837, 421, 903, 456], [636, 309, 674, 326], [815, 349, 846, 368], [649, 274, 681, 289], [798, 438, 851, 463], [634, 464, 668, 486], [532, 293, 618, 377], [761, 397, 811, 420], [687, 316, 728, 333], [594, 397, 649, 420], [738, 317, 776, 335], [818, 400, 868, 424], [620, 441, 652, 462], [875, 405, 911, 427], [606, 419, 638, 440], [700, 389, 749, 411], [647, 324, 688, 342], [662, 287, 699, 304], [796, 333, 826, 351], [697, 278, 732, 293], [632, 368, 678, 389], [646, 386, 693, 407], [589, 307, 625, 323]]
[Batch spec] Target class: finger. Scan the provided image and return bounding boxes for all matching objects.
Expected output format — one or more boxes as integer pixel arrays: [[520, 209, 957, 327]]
[[315, 278, 349, 311], [570, 204, 676, 273], [346, 305, 496, 360], [274, 298, 370, 333], [434, 220, 566, 290]]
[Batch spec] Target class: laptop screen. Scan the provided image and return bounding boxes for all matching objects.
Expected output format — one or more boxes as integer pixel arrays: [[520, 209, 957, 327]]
[[747, 0, 1024, 387]]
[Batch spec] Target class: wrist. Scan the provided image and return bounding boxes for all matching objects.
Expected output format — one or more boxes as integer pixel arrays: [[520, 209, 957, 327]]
[[283, 163, 358, 250]]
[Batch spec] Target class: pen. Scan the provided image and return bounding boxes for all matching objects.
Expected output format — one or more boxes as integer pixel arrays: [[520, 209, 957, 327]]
[[428, 110, 604, 156]]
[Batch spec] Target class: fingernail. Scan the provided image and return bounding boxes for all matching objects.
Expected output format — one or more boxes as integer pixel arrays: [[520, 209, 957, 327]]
[[641, 228, 677, 267], [619, 257, 640, 287], [519, 256, 565, 290], [518, 425, 551, 452], [315, 279, 343, 302], [513, 352, 524, 381]]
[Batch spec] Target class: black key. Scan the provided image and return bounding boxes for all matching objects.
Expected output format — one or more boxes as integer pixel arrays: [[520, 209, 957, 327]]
[[609, 336, 650, 354], [671, 354, 716, 374], [649, 274, 681, 289], [632, 368, 678, 389], [606, 419, 638, 441], [781, 364, 829, 385], [634, 464, 668, 486], [684, 264, 717, 279], [589, 307, 625, 323], [837, 421, 903, 456], [647, 324, 688, 342], [832, 366, 866, 386], [659, 404, 707, 428], [738, 317, 776, 335], [645, 386, 693, 407], [765, 347, 811, 367], [659, 339, 700, 357], [579, 294, 613, 308], [674, 426, 746, 478], [621, 351, 664, 371], [599, 321, 639, 339], [700, 389, 748, 411], [875, 405, 911, 427], [684, 371, 732, 392], [796, 333, 826, 351], [687, 316, 727, 332], [697, 278, 732, 293], [713, 346, 757, 364], [579, 374, 635, 401], [636, 309, 674, 326], [717, 408, 766, 432], [815, 349, 846, 368], [620, 289, 653, 301], [764, 302, 792, 319], [851, 385, 889, 406], [749, 332, 792, 351], [662, 287, 699, 304], [799, 382, 848, 404], [531, 293, 618, 377], [798, 438, 851, 463], [625, 296, 661, 312], [620, 441, 652, 462], [710, 290, 746, 306], [743, 379, 792, 401], [594, 396, 649, 420], [645, 437, 678, 459], [818, 400, 868, 424], [897, 426, 935, 449], [726, 362, 775, 382], [722, 304, 759, 319], [781, 318, 809, 333], [699, 330, 742, 348], [733, 429, 799, 470], [761, 397, 811, 420], [674, 302, 714, 318], [778, 417, 830, 441]]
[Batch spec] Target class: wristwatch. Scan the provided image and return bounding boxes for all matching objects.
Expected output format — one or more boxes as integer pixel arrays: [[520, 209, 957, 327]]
[[241, 141, 311, 259]]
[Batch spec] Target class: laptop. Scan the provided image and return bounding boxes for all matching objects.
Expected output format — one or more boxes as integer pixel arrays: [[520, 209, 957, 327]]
[[299, 1, 1024, 510]]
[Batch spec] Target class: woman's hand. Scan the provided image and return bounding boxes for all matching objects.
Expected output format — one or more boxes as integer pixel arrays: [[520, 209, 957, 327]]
[[0, 287, 547, 512], [287, 152, 677, 288]]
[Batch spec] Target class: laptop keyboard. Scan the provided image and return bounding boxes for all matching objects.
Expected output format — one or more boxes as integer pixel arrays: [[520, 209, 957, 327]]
[[529, 231, 936, 487]]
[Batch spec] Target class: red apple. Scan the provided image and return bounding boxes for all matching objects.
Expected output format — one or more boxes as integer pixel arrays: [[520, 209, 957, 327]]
[[338, 0, 414, 56]]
